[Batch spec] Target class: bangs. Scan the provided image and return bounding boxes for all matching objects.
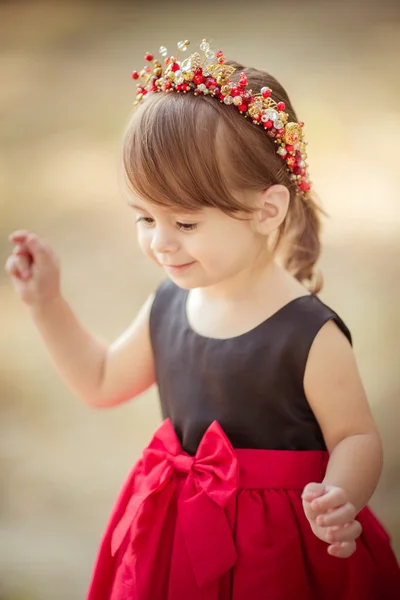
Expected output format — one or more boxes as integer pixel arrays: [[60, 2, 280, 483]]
[[123, 92, 274, 214]]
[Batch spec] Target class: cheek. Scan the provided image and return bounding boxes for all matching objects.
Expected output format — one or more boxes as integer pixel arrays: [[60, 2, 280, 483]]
[[137, 229, 154, 260], [208, 226, 253, 261]]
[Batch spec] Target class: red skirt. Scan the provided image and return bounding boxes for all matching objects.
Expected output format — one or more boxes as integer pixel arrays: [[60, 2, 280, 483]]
[[87, 419, 400, 600]]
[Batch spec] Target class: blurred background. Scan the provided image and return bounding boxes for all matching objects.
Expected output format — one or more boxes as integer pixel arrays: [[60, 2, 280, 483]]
[[0, 0, 399, 598]]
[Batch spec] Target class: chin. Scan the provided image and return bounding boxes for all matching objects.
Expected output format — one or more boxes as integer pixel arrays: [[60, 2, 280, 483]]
[[166, 271, 224, 291], [166, 275, 200, 290]]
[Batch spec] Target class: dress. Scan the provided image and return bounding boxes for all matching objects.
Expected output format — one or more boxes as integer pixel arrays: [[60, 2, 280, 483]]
[[87, 280, 400, 600]]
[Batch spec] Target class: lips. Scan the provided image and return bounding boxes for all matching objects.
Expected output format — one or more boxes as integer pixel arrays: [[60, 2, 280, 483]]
[[163, 262, 192, 268], [161, 261, 195, 271]]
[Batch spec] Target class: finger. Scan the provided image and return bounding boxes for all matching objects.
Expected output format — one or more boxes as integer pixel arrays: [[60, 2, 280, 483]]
[[302, 483, 327, 522], [328, 540, 356, 559], [9, 230, 30, 243], [6, 254, 31, 279], [311, 487, 347, 513], [316, 503, 356, 527], [14, 245, 33, 259], [5, 255, 24, 279], [25, 235, 51, 267], [327, 521, 362, 544], [302, 482, 326, 502]]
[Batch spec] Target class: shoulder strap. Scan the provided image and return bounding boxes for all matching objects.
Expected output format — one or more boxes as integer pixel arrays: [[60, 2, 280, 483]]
[[272, 295, 353, 388], [149, 279, 184, 352]]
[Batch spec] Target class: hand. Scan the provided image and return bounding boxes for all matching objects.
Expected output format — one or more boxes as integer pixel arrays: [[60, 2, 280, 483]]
[[5, 230, 61, 308], [302, 482, 362, 558]]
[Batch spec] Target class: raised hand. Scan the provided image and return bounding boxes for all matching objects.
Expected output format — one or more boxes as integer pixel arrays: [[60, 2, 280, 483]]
[[5, 230, 61, 308]]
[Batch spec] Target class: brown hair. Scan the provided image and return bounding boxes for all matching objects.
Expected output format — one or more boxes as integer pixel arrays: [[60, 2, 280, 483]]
[[123, 60, 325, 293]]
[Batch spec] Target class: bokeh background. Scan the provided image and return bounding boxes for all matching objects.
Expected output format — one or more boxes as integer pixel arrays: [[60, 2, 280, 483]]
[[1, 0, 399, 598]]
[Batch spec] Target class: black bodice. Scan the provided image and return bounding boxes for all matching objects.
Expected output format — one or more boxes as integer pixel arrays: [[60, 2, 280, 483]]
[[149, 280, 352, 456]]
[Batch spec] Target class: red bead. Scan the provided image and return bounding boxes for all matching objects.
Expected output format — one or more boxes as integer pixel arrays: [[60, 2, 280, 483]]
[[264, 119, 273, 129], [164, 81, 172, 90], [299, 121, 304, 127], [277, 101, 286, 111], [194, 74, 204, 85], [131, 70, 140, 80], [216, 50, 223, 58], [218, 58, 225, 64], [293, 166, 302, 175], [238, 103, 247, 112], [300, 181, 311, 192], [144, 53, 154, 62], [262, 89, 271, 98], [171, 62, 180, 72], [239, 72, 248, 87], [205, 77, 217, 88], [286, 144, 294, 153]]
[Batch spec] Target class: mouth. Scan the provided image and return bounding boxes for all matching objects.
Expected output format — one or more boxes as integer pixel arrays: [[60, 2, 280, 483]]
[[161, 261, 196, 272]]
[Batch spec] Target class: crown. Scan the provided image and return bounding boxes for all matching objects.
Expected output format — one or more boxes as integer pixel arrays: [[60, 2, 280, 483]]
[[131, 39, 311, 197]]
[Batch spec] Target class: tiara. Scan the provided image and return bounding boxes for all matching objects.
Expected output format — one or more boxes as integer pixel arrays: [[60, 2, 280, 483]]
[[131, 39, 311, 197]]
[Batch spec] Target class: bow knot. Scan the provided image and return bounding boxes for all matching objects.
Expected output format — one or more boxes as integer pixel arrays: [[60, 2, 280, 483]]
[[172, 453, 194, 473], [111, 419, 238, 591]]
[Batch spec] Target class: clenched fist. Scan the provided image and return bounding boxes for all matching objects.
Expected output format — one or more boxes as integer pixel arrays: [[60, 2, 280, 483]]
[[5, 230, 61, 308]]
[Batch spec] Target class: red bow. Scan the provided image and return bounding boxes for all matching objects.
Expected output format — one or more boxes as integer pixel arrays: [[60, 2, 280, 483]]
[[111, 419, 238, 589]]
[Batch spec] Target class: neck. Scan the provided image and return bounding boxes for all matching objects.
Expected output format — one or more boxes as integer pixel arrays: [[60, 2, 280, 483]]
[[199, 256, 279, 303]]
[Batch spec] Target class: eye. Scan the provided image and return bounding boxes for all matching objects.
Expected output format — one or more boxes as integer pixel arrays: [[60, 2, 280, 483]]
[[176, 222, 197, 232], [135, 216, 154, 226]]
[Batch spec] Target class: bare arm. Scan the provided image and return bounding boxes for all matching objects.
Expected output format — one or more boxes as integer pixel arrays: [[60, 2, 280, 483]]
[[30, 293, 155, 408], [6, 230, 155, 409], [304, 320, 383, 513], [300, 319, 383, 558]]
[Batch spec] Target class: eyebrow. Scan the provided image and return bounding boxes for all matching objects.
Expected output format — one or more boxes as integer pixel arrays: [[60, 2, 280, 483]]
[[128, 202, 203, 217], [129, 203, 149, 212]]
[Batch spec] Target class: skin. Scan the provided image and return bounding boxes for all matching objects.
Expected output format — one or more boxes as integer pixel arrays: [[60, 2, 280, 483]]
[[5, 184, 383, 558]]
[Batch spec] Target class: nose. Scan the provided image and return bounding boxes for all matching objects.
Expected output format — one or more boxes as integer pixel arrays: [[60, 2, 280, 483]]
[[150, 225, 180, 254]]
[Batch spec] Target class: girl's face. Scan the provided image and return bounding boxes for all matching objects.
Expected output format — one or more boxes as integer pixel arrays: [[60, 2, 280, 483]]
[[130, 197, 269, 290]]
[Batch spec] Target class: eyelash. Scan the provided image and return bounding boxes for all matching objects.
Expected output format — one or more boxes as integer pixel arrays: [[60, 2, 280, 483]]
[[135, 216, 198, 232]]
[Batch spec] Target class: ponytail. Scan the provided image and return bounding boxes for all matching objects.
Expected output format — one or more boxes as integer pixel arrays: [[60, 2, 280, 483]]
[[275, 193, 326, 294]]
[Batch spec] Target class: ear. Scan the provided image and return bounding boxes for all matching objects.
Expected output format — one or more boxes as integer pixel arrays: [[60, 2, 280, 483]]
[[252, 184, 290, 235]]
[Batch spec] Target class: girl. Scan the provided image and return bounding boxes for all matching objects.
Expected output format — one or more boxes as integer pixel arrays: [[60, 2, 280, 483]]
[[6, 39, 400, 600]]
